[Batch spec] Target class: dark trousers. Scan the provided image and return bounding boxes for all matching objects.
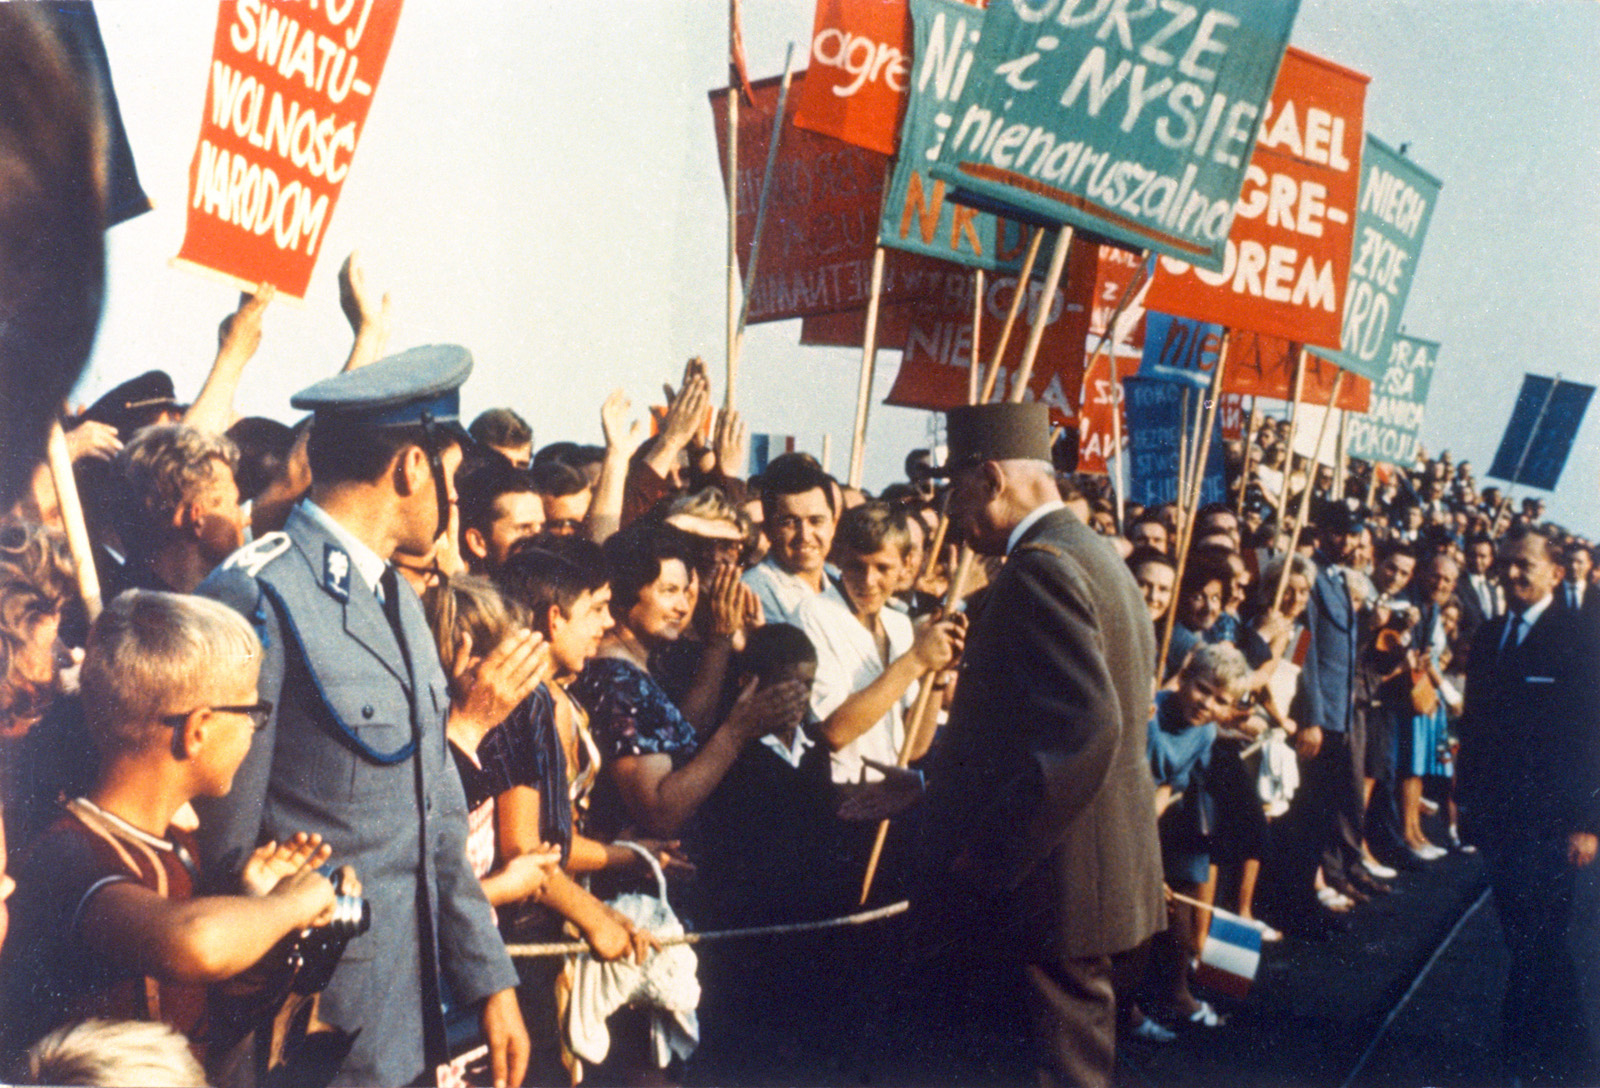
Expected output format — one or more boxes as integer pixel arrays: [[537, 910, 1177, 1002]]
[[899, 941, 1134, 1087], [1486, 838, 1591, 1085], [1288, 728, 1364, 894], [1025, 954, 1117, 1088], [1361, 702, 1408, 858]]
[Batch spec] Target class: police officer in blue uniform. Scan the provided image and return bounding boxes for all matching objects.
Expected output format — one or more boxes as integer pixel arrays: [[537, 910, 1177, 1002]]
[[197, 346, 528, 1087]]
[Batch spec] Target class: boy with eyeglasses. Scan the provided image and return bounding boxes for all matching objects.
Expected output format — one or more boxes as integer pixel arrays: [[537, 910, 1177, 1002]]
[[0, 591, 350, 1071]]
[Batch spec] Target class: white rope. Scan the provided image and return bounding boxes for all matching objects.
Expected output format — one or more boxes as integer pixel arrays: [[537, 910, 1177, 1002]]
[[505, 900, 909, 959]]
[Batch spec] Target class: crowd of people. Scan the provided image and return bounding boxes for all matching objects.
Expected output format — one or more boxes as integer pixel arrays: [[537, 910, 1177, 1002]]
[[0, 11, 1596, 1086]]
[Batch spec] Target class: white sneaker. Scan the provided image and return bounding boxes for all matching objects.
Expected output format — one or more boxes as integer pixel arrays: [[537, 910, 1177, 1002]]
[[1132, 1017, 1177, 1043], [1361, 859, 1398, 879]]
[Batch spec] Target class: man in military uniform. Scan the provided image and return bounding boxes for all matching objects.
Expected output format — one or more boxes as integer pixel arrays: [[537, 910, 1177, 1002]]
[[912, 404, 1165, 1088], [197, 346, 528, 1087]]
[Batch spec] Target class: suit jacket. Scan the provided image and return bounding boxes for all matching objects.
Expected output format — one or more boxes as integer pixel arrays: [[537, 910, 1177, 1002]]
[[914, 508, 1165, 961], [1456, 601, 1600, 851], [1302, 559, 1358, 734], [1454, 582, 1487, 652], [196, 505, 517, 1086]]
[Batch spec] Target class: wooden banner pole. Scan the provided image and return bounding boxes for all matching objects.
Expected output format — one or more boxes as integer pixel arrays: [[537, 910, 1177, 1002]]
[[1177, 386, 1192, 519], [1273, 370, 1346, 611], [968, 268, 985, 405], [847, 246, 888, 489], [1238, 394, 1261, 518], [1275, 347, 1310, 541], [978, 228, 1045, 404], [1111, 369, 1127, 531], [1158, 337, 1229, 676], [724, 0, 740, 411], [1005, 226, 1073, 398], [47, 420, 102, 621], [1335, 406, 1350, 500], [731, 43, 799, 403], [859, 542, 976, 905]]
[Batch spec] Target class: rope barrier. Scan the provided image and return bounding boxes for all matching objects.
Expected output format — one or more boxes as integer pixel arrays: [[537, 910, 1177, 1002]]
[[504, 900, 909, 959]]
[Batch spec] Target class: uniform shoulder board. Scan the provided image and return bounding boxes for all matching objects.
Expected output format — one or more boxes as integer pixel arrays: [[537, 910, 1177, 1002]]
[[221, 532, 292, 579], [1015, 540, 1065, 560]]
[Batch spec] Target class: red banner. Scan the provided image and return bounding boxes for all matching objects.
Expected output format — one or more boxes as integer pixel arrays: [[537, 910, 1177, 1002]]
[[1145, 48, 1369, 350], [1075, 245, 1152, 474], [1074, 342, 1142, 475], [799, 305, 913, 350], [792, 0, 912, 156], [1219, 393, 1247, 441], [886, 234, 1099, 426], [712, 73, 943, 324], [177, 0, 403, 300], [1222, 331, 1372, 413]]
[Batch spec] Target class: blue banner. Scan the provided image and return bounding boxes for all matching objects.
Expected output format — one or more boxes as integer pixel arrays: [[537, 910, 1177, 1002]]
[[1124, 376, 1226, 508], [930, 0, 1299, 272], [1487, 375, 1595, 491], [1139, 310, 1224, 390]]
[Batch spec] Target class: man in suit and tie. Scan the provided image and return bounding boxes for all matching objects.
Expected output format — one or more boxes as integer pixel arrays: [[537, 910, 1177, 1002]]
[[1455, 533, 1501, 648], [911, 403, 1164, 1088], [198, 347, 528, 1087], [1457, 527, 1600, 1085], [1289, 502, 1388, 925], [1556, 540, 1594, 618]]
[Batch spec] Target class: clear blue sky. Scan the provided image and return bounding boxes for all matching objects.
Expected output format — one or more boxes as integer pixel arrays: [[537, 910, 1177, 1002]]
[[88, 1, 1600, 532]]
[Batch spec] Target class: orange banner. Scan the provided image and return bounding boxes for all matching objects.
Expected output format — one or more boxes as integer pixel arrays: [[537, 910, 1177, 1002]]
[[711, 73, 943, 323], [1145, 48, 1369, 350], [885, 234, 1099, 426], [792, 0, 912, 156], [177, 0, 404, 300], [1222, 331, 1372, 413]]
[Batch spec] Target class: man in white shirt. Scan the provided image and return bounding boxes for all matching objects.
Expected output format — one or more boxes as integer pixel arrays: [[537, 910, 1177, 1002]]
[[742, 455, 847, 624], [794, 503, 963, 786]]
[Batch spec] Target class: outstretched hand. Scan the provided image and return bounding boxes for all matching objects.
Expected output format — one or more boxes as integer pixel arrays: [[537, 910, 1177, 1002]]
[[452, 629, 552, 739], [911, 610, 967, 673], [338, 251, 391, 336], [241, 831, 331, 897], [217, 283, 274, 360], [600, 388, 647, 459], [711, 407, 748, 478]]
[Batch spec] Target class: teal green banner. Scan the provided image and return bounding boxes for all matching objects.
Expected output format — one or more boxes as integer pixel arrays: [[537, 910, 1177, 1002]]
[[1309, 136, 1440, 383], [928, 0, 1298, 272], [1345, 334, 1440, 467], [880, 0, 1036, 270]]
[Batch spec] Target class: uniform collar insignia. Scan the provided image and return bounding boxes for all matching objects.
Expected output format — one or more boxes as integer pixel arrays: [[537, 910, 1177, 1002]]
[[324, 543, 353, 602]]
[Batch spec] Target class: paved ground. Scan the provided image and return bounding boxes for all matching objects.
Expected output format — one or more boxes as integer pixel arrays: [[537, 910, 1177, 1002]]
[[681, 819, 1525, 1087], [1121, 835, 1493, 1088]]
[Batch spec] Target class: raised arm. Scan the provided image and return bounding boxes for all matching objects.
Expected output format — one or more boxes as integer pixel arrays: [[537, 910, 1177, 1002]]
[[607, 678, 808, 837], [338, 251, 391, 373], [587, 389, 647, 545], [814, 613, 964, 754], [184, 284, 273, 435]]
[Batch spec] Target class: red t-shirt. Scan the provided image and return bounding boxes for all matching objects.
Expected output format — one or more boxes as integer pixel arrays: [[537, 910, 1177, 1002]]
[[0, 801, 207, 1059]]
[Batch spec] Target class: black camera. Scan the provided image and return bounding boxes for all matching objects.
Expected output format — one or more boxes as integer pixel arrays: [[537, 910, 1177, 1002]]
[[287, 866, 372, 995]]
